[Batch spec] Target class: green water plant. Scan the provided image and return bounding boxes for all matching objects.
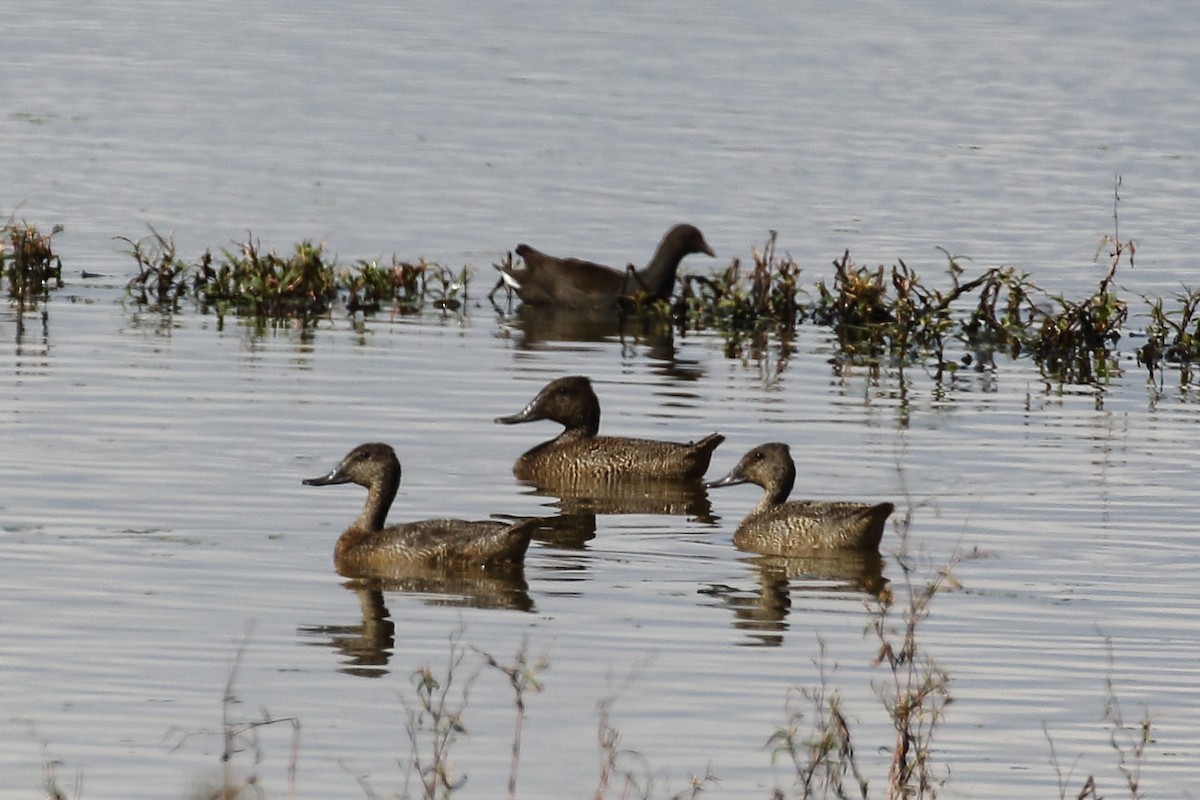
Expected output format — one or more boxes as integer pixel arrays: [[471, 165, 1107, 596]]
[[1029, 180, 1132, 384], [3, 217, 63, 310], [1138, 286, 1200, 386], [197, 237, 338, 322], [680, 230, 803, 331], [123, 230, 473, 328], [1030, 247, 1128, 385], [807, 248, 1042, 383], [120, 227, 192, 311]]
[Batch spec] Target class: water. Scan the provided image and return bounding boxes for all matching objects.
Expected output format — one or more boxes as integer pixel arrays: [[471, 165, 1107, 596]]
[[5, 1, 1200, 797]]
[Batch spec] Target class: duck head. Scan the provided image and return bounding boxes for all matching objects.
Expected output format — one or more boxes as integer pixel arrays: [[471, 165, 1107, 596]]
[[494, 375, 601, 436], [304, 442, 400, 531], [705, 442, 796, 506]]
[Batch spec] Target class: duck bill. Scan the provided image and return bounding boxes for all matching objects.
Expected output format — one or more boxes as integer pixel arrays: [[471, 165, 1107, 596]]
[[302, 464, 354, 486], [701, 242, 716, 258], [704, 466, 748, 490], [494, 399, 544, 425]]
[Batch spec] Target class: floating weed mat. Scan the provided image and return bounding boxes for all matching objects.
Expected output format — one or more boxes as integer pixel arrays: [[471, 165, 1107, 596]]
[[677, 229, 803, 331], [122, 228, 470, 328], [671, 233, 1046, 381], [668, 219, 1142, 387], [1139, 286, 1200, 386], [2, 218, 64, 310], [114, 177, 1200, 388]]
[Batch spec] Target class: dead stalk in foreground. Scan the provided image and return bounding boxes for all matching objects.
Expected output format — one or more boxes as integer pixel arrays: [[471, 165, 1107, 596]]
[[476, 636, 553, 800], [168, 626, 300, 800], [1045, 637, 1154, 800]]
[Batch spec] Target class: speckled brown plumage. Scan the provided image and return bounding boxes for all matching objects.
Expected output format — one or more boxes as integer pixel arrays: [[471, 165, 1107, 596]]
[[495, 375, 724, 482], [707, 442, 893, 555], [496, 224, 715, 308], [303, 443, 536, 575]]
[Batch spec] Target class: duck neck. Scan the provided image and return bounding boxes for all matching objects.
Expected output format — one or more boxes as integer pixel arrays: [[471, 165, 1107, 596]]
[[356, 471, 398, 531], [560, 398, 601, 438], [756, 461, 795, 512]]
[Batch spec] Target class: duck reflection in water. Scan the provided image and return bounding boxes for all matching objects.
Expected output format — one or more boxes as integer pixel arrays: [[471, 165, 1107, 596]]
[[518, 475, 716, 522], [497, 303, 704, 383], [299, 569, 533, 677], [495, 376, 723, 517], [702, 552, 889, 648]]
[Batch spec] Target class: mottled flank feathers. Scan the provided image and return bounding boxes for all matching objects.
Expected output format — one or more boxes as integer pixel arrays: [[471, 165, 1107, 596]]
[[707, 442, 893, 554], [495, 375, 724, 482], [303, 442, 536, 575]]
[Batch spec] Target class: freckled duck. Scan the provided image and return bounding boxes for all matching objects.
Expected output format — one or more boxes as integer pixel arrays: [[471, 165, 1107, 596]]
[[706, 442, 893, 554], [303, 443, 537, 574], [494, 375, 724, 482], [496, 223, 715, 308]]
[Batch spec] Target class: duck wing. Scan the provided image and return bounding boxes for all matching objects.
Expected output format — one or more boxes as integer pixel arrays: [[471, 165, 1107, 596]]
[[735, 501, 894, 554], [337, 519, 535, 574]]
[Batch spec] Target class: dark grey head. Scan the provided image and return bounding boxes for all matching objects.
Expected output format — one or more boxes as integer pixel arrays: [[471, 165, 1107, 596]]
[[303, 442, 400, 489], [705, 442, 795, 504], [494, 375, 601, 436]]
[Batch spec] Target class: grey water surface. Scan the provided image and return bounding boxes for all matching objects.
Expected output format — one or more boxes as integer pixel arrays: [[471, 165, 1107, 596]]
[[4, 2, 1200, 797]]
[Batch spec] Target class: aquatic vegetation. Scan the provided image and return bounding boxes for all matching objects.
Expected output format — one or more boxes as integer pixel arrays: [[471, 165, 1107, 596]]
[[344, 256, 468, 315], [678, 183, 1143, 389], [1030, 225, 1131, 385], [104, 177, 1200, 391], [803, 248, 1041, 381], [679, 229, 803, 330], [123, 230, 471, 327], [1138, 286, 1200, 386], [198, 238, 338, 321], [767, 512, 957, 800], [119, 227, 193, 311], [2, 217, 63, 310]]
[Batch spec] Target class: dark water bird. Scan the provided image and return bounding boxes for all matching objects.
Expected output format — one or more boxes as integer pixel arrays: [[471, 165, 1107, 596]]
[[706, 442, 893, 554], [303, 443, 538, 574], [494, 223, 715, 308], [495, 375, 724, 483]]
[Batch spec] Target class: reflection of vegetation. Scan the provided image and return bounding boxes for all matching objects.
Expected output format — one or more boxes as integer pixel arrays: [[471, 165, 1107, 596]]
[[122, 228, 470, 328], [2, 217, 63, 311]]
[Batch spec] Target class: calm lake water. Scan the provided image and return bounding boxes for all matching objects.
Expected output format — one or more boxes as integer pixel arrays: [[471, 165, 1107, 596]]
[[5, 1, 1200, 798]]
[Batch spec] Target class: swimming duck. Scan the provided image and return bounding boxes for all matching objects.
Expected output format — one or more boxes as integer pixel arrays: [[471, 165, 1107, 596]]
[[495, 375, 724, 482], [706, 442, 893, 554], [494, 223, 715, 308], [303, 443, 537, 574]]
